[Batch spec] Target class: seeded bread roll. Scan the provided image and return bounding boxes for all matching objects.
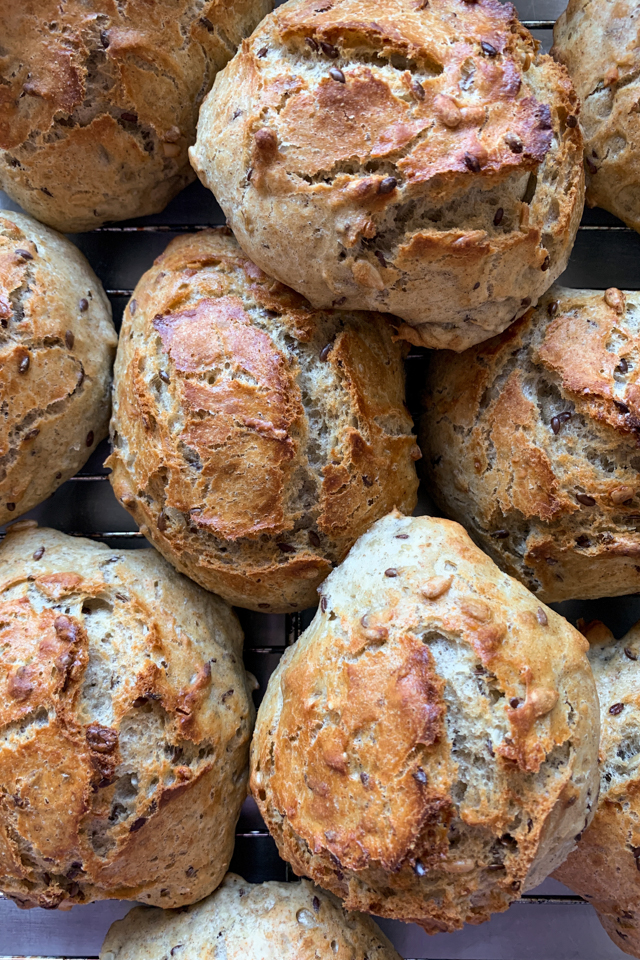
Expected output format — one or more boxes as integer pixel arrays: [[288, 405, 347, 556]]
[[107, 229, 418, 613], [251, 511, 599, 934], [0, 0, 273, 233], [0, 525, 255, 909], [421, 285, 640, 603], [553, 0, 640, 232], [100, 873, 401, 960], [190, 0, 584, 352], [0, 210, 116, 526], [555, 619, 640, 959]]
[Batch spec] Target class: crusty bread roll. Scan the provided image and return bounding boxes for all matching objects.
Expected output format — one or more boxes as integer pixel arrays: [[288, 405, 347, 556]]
[[0, 210, 116, 526], [555, 619, 640, 959], [190, 0, 584, 351], [421, 284, 640, 603], [0, 0, 273, 232], [251, 511, 600, 933], [0, 525, 255, 909], [553, 0, 640, 232], [108, 229, 418, 613], [100, 873, 402, 960]]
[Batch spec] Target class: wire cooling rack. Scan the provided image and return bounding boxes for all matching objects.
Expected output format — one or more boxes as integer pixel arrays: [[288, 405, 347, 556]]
[[2, 3, 640, 957]]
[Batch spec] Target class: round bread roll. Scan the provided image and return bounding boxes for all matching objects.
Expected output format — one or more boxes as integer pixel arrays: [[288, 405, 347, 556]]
[[553, 0, 640, 232], [0, 0, 273, 233], [251, 511, 600, 933], [421, 285, 640, 604], [190, 0, 584, 352], [0, 525, 255, 909], [0, 210, 116, 526], [555, 619, 640, 959], [107, 229, 419, 613], [100, 873, 401, 960]]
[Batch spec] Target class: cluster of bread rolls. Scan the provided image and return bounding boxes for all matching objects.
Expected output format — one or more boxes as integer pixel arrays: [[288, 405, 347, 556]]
[[2, 0, 640, 957]]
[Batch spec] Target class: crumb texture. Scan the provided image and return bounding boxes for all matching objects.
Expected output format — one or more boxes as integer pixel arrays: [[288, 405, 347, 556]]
[[0, 210, 116, 525], [0, 526, 255, 909], [191, 0, 584, 350], [553, 0, 640, 231], [108, 229, 418, 612], [422, 284, 640, 602], [100, 872, 402, 959], [0, 0, 272, 231], [251, 512, 599, 933]]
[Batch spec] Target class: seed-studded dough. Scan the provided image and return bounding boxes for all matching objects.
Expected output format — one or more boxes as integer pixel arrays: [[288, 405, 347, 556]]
[[191, 0, 584, 351], [555, 619, 640, 959], [0, 210, 116, 526], [0, 525, 255, 909], [108, 229, 418, 613], [553, 0, 640, 232], [251, 511, 599, 933], [100, 873, 402, 960], [0, 0, 273, 232], [421, 285, 640, 603]]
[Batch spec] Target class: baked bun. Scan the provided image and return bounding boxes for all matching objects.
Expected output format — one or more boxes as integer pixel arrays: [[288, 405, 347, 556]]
[[100, 873, 401, 960], [108, 229, 418, 613], [251, 511, 599, 933], [0, 525, 255, 909], [190, 0, 584, 352], [0, 0, 272, 232], [555, 619, 640, 959], [421, 285, 640, 603], [553, 0, 640, 232], [0, 210, 116, 526]]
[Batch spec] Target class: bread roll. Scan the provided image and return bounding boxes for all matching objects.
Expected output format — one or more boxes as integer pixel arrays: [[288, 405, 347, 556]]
[[0, 210, 116, 526], [100, 873, 401, 960], [108, 229, 418, 612], [555, 619, 640, 959], [251, 511, 600, 933], [0, 526, 255, 909], [191, 0, 584, 351], [421, 284, 640, 603], [553, 0, 640, 232], [0, 0, 273, 232]]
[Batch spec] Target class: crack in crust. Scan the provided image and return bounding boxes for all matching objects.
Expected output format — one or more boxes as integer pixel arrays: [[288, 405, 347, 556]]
[[553, 0, 640, 233], [251, 512, 599, 934], [0, 0, 273, 231], [107, 229, 418, 613], [0, 526, 255, 910], [421, 284, 640, 603], [191, 0, 584, 350], [0, 211, 116, 525]]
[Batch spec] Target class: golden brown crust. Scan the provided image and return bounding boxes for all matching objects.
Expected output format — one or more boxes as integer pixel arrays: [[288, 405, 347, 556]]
[[251, 512, 600, 933], [554, 620, 640, 959], [0, 210, 116, 525], [421, 284, 640, 603], [100, 873, 402, 959], [0, 526, 255, 909], [0, 0, 272, 231], [191, 0, 584, 350], [108, 229, 418, 612], [553, 0, 640, 232]]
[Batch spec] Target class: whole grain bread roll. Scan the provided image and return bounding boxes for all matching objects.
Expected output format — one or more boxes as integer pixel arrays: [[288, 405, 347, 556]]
[[0, 525, 255, 909], [108, 229, 418, 613], [0, 0, 273, 233], [0, 210, 116, 526], [100, 873, 401, 960], [555, 619, 640, 959], [553, 0, 640, 232], [251, 511, 600, 934], [421, 285, 640, 603], [190, 0, 584, 352]]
